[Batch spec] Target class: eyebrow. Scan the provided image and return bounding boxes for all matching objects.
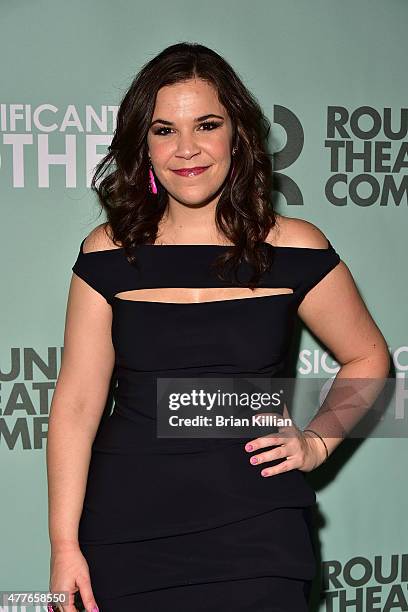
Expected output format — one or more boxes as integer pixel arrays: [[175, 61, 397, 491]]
[[150, 114, 224, 128]]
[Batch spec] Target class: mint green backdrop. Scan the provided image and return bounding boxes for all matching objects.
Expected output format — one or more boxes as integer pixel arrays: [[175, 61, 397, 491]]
[[1, 1, 406, 610]]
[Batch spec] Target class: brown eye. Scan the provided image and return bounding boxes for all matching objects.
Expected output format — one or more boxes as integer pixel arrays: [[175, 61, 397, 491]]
[[153, 127, 173, 136], [199, 121, 222, 131]]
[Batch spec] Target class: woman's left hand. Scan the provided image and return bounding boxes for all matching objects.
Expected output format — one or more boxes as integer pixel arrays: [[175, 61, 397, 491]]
[[244, 412, 327, 476]]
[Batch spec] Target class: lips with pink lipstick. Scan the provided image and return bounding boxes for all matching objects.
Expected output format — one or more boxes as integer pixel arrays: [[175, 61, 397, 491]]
[[171, 166, 210, 177]]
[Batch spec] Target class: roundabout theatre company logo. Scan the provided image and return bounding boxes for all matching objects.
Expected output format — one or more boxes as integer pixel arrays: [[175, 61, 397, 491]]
[[272, 104, 407, 208], [322, 553, 408, 611]]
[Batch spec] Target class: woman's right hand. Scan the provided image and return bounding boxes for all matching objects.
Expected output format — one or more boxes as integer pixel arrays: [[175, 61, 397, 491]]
[[49, 543, 98, 612]]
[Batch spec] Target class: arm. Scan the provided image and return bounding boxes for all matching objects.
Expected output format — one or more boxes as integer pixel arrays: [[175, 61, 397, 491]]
[[47, 231, 115, 553], [246, 218, 391, 474], [296, 254, 390, 460]]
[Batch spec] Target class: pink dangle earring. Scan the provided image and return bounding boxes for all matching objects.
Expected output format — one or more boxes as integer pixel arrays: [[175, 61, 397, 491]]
[[148, 157, 158, 195]]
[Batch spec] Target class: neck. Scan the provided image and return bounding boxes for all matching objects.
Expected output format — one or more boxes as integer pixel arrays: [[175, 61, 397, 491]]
[[158, 196, 228, 244]]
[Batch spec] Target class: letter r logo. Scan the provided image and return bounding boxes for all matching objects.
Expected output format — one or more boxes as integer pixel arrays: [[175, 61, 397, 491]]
[[272, 105, 304, 206]]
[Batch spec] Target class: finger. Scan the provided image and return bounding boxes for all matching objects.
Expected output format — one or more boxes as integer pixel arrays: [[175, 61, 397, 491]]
[[54, 603, 76, 612], [48, 584, 72, 611], [52, 589, 82, 612], [245, 410, 299, 446], [60, 595, 78, 612], [248, 442, 288, 466], [244, 433, 284, 452], [260, 456, 296, 477], [48, 596, 75, 612], [76, 574, 98, 612], [244, 412, 286, 448]]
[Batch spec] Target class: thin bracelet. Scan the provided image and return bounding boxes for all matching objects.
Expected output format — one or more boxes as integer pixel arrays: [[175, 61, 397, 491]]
[[303, 428, 329, 462]]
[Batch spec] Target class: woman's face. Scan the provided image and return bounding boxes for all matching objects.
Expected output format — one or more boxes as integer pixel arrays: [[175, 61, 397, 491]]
[[146, 78, 234, 207]]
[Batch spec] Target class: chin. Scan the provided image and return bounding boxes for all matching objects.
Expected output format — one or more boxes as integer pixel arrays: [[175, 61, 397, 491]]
[[174, 192, 218, 207]]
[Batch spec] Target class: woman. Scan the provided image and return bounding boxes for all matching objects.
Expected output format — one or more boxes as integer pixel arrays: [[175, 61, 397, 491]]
[[47, 42, 390, 611]]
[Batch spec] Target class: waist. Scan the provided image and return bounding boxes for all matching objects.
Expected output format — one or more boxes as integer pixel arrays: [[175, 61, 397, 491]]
[[113, 367, 288, 422]]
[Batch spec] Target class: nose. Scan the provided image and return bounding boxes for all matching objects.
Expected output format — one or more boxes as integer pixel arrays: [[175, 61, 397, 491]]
[[174, 132, 201, 159]]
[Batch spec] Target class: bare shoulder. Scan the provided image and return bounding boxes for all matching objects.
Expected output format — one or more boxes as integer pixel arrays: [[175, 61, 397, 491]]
[[82, 223, 122, 253], [266, 214, 330, 249]]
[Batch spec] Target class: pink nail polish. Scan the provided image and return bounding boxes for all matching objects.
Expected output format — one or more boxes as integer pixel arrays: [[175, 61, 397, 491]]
[[250, 456, 258, 464], [246, 444, 253, 451]]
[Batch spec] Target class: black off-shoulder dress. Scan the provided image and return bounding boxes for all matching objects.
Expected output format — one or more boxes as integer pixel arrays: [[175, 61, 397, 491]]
[[71, 237, 341, 611]]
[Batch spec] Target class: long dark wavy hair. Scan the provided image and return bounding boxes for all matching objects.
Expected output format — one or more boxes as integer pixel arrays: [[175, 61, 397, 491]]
[[91, 41, 277, 288]]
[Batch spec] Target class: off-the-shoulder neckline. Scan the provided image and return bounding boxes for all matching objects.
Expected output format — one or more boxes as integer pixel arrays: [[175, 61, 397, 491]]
[[78, 237, 334, 256]]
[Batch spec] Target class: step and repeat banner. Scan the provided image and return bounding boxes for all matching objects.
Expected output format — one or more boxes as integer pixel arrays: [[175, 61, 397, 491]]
[[1, 1, 406, 610]]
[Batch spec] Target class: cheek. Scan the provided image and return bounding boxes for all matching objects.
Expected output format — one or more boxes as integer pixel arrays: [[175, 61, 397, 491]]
[[152, 142, 171, 161], [211, 138, 230, 159]]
